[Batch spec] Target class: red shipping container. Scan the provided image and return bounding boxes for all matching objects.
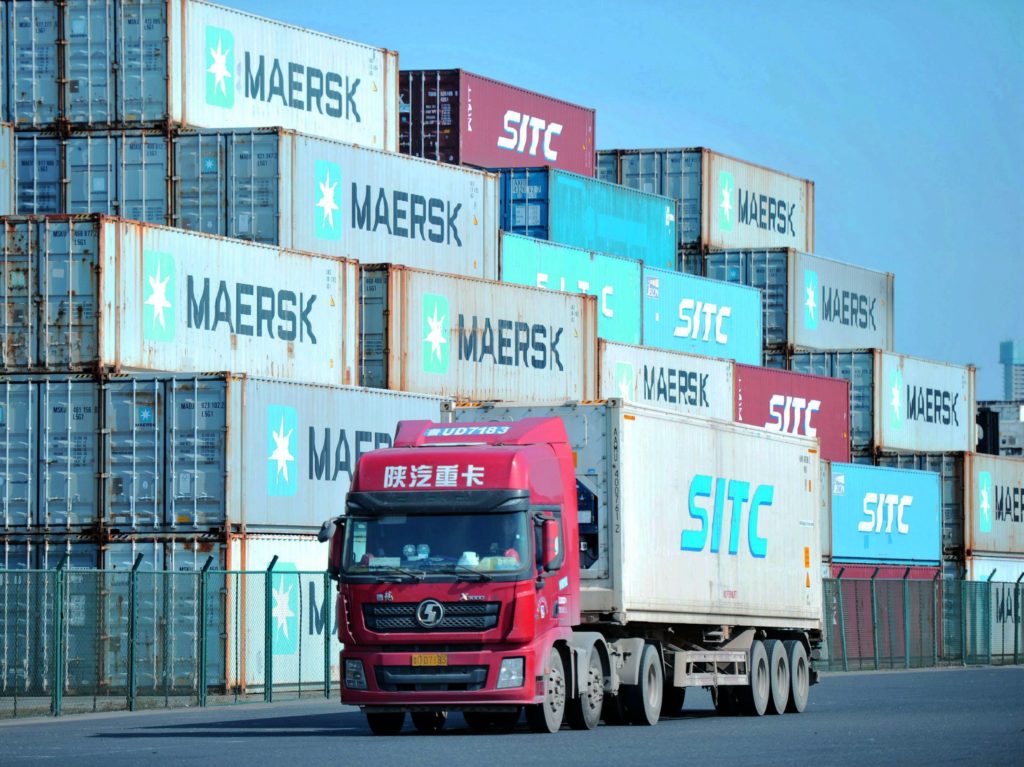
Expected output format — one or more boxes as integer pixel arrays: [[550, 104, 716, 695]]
[[734, 364, 851, 462], [400, 69, 595, 176]]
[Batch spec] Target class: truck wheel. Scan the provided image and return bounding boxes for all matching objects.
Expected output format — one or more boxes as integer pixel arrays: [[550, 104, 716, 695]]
[[739, 640, 770, 716], [623, 644, 662, 726], [411, 710, 447, 733], [526, 647, 566, 733], [784, 640, 810, 713], [765, 639, 790, 715], [366, 711, 405, 735], [661, 683, 686, 717], [566, 646, 604, 730]]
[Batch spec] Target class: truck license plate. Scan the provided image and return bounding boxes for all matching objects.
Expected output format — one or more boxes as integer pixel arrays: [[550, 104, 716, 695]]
[[411, 653, 448, 667]]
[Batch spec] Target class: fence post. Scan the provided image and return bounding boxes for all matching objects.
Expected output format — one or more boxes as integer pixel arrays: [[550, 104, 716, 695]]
[[870, 568, 880, 670], [198, 556, 214, 708], [903, 569, 911, 670], [265, 556, 278, 703], [51, 554, 69, 717], [960, 581, 967, 667], [324, 572, 331, 699], [836, 574, 849, 673], [986, 572, 996, 666], [1015, 574, 1024, 666], [128, 553, 144, 712], [932, 572, 940, 667]]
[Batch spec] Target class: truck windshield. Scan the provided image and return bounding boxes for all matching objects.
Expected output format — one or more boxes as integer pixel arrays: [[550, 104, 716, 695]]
[[342, 512, 531, 577]]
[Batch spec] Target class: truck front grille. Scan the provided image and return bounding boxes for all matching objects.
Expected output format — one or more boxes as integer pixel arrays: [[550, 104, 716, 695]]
[[363, 602, 500, 632], [374, 665, 489, 692]]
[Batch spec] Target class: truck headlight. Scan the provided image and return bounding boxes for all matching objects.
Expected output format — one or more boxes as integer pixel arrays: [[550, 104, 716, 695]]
[[344, 659, 368, 690], [496, 657, 525, 689]]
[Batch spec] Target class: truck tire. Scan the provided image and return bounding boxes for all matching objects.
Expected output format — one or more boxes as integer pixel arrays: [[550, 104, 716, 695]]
[[411, 710, 447, 733], [784, 640, 810, 713], [739, 640, 770, 716], [623, 644, 662, 726], [566, 646, 604, 730], [526, 648, 566, 733], [366, 711, 405, 735], [764, 639, 790, 715]]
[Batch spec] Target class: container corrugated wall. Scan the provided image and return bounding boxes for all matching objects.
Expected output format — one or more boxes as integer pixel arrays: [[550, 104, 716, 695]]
[[875, 453, 965, 554], [964, 453, 1024, 556], [0, 124, 12, 214], [361, 264, 598, 402]]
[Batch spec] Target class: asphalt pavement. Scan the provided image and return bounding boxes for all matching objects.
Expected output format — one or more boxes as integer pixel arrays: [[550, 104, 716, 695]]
[[1, 666, 1021, 766]]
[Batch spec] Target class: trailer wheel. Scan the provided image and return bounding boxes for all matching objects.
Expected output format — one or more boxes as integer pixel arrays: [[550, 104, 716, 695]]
[[784, 640, 810, 713], [764, 640, 790, 715], [739, 640, 770, 716], [526, 647, 566, 733], [566, 646, 604, 730], [411, 710, 448, 733], [623, 644, 663, 726], [366, 711, 405, 735]]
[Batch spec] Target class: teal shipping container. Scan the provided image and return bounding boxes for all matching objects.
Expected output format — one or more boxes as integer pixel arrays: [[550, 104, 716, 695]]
[[499, 232, 642, 345], [497, 167, 677, 270]]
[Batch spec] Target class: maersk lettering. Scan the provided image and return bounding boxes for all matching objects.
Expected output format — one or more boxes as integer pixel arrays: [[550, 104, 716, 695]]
[[309, 582, 339, 636], [642, 365, 709, 407], [186, 275, 317, 343], [995, 485, 1023, 523], [457, 315, 563, 371], [821, 286, 876, 330], [351, 185, 461, 246], [736, 188, 795, 236], [905, 386, 959, 426], [244, 52, 360, 121], [309, 427, 393, 483]]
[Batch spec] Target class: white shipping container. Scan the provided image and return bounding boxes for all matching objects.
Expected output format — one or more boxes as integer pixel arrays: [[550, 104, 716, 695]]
[[966, 555, 1024, 582], [361, 265, 598, 402], [173, 1, 398, 150], [965, 453, 1024, 556], [597, 340, 734, 420], [964, 554, 1024, 663], [874, 351, 976, 453], [450, 401, 822, 629]]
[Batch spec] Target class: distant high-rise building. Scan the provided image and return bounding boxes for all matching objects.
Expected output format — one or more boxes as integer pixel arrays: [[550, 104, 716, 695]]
[[1000, 340, 1024, 399]]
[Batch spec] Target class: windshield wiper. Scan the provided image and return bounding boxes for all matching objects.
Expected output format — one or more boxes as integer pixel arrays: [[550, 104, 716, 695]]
[[442, 564, 493, 581], [368, 565, 426, 582]]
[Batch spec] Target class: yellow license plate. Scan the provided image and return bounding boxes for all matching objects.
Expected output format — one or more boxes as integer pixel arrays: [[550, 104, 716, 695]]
[[411, 653, 448, 667]]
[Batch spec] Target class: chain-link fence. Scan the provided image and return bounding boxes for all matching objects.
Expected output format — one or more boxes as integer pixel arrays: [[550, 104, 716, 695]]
[[0, 562, 340, 719], [2, 571, 1022, 719]]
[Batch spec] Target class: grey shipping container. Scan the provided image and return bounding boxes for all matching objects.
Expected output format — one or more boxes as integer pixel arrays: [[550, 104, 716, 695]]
[[1, 374, 447, 532], [0, 123, 12, 214], [1, 0, 399, 149], [597, 147, 814, 253], [705, 249, 895, 351], [874, 452, 965, 555]]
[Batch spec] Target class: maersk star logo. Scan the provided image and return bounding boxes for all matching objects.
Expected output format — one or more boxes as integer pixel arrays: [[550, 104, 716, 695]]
[[271, 564, 299, 655], [205, 26, 234, 108], [889, 369, 904, 430], [314, 160, 342, 240], [615, 362, 634, 400], [267, 405, 298, 497], [142, 251, 176, 342], [422, 293, 450, 374], [718, 170, 735, 233], [804, 269, 819, 329], [978, 471, 993, 533]]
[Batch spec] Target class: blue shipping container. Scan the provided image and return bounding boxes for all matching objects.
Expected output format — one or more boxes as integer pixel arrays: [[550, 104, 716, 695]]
[[498, 167, 677, 269], [830, 463, 942, 565], [6, 0, 60, 126], [641, 265, 761, 364], [874, 452, 965, 553]]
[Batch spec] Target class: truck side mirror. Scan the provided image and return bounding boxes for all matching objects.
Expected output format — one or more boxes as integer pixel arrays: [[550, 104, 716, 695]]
[[323, 517, 347, 581], [542, 518, 561, 571], [317, 518, 337, 543]]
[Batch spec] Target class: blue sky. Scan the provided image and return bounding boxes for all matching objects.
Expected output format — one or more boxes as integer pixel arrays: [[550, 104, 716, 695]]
[[227, 0, 1022, 400]]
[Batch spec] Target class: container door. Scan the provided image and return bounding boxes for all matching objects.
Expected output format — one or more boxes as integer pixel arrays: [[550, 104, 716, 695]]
[[226, 131, 281, 244], [8, 0, 60, 127], [166, 542, 226, 691], [66, 134, 118, 214], [499, 168, 550, 240], [749, 249, 789, 347], [1, 219, 35, 368], [359, 268, 391, 389], [172, 130, 228, 236], [118, 133, 168, 224], [64, 0, 115, 125], [15, 133, 61, 213], [115, 0, 169, 123], [165, 377, 227, 530], [105, 377, 164, 530], [0, 380, 36, 528], [37, 378, 100, 529], [102, 541, 164, 692]]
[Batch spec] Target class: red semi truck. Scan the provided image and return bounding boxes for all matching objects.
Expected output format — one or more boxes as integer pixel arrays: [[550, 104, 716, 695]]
[[322, 401, 823, 734]]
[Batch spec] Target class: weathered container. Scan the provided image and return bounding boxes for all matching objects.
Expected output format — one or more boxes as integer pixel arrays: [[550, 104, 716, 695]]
[[705, 249, 895, 351], [875, 453, 965, 554], [830, 564, 940, 579], [498, 167, 677, 268], [14, 131, 169, 222], [962, 554, 1024, 663], [829, 463, 941, 565], [3, 0, 399, 149], [400, 69, 594, 175], [597, 339, 734, 420], [500, 233, 641, 344], [171, 128, 499, 277], [3, 374, 447, 531], [0, 124, 12, 214], [449, 400, 822, 628], [361, 264, 598, 402], [773, 351, 976, 454], [0, 216, 358, 384], [734, 363, 851, 462], [642, 265, 761, 364], [596, 147, 814, 253], [964, 453, 1024, 556], [965, 554, 1024, 582]]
